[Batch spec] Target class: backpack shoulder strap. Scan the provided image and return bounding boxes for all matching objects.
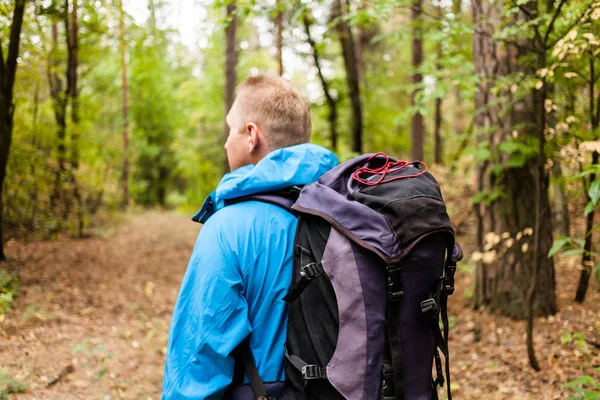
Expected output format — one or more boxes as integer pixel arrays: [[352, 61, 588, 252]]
[[230, 338, 269, 400], [224, 186, 303, 216]]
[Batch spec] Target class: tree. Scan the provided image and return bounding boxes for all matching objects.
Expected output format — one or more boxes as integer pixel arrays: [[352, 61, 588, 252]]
[[0, 0, 27, 261], [575, 57, 600, 303], [333, 0, 363, 154], [48, 21, 68, 214], [433, 3, 443, 165], [411, 0, 424, 161], [303, 11, 338, 151], [119, 0, 130, 209], [224, 1, 237, 174], [471, 0, 557, 321], [274, 0, 283, 76]]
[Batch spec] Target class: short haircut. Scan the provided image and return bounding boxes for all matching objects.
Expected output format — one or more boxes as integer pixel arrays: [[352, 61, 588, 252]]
[[235, 74, 312, 150]]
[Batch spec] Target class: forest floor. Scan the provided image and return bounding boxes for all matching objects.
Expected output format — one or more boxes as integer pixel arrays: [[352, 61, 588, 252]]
[[0, 211, 599, 400]]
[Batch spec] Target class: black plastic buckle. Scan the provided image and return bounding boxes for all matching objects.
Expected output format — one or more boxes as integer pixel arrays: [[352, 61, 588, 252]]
[[300, 263, 322, 280], [301, 365, 322, 380], [421, 298, 439, 318], [443, 284, 455, 296]]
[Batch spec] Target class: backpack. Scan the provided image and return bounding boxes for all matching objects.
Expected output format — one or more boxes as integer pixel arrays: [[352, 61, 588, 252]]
[[226, 153, 462, 400]]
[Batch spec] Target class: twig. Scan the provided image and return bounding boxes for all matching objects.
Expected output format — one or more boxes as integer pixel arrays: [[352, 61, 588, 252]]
[[548, 1, 595, 49], [47, 365, 75, 386], [544, 0, 567, 42]]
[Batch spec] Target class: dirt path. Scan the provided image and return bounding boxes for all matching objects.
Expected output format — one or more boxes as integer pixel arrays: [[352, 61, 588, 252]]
[[1, 211, 599, 399], [1, 212, 199, 400]]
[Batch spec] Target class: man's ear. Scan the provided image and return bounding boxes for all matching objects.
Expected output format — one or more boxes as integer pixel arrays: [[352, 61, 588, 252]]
[[246, 122, 260, 153]]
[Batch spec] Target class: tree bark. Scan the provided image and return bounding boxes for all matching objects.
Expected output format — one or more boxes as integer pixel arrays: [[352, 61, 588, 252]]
[[303, 13, 338, 151], [224, 1, 237, 174], [551, 162, 570, 237], [67, 0, 84, 236], [274, 1, 284, 76], [575, 57, 599, 303], [472, 0, 557, 319], [0, 0, 27, 261], [411, 0, 424, 161], [334, 0, 362, 154], [119, 0, 130, 209], [49, 22, 68, 215], [434, 4, 443, 165]]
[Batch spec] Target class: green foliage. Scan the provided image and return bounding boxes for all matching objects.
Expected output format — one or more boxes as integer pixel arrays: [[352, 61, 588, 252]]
[[565, 368, 600, 400], [0, 270, 20, 316], [0, 370, 27, 400]]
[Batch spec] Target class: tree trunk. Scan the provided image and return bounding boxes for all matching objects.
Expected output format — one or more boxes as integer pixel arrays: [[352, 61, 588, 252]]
[[119, 0, 130, 209], [434, 4, 443, 165], [334, 0, 362, 154], [224, 1, 237, 174], [551, 162, 570, 237], [304, 14, 338, 151], [68, 0, 84, 236], [48, 22, 68, 215], [411, 0, 424, 161], [0, 0, 27, 261], [575, 58, 599, 303], [274, 1, 284, 76], [472, 0, 557, 319]]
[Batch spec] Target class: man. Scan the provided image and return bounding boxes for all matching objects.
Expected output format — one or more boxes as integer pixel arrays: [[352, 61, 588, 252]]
[[162, 74, 338, 399]]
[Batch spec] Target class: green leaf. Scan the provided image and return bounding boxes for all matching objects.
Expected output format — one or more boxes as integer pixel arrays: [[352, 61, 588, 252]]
[[584, 391, 600, 400], [563, 248, 585, 256], [590, 180, 600, 205], [585, 201, 595, 216], [548, 237, 572, 258], [561, 331, 573, 344]]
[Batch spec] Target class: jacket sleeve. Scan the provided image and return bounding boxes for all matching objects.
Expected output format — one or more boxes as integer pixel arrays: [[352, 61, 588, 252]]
[[162, 215, 251, 400]]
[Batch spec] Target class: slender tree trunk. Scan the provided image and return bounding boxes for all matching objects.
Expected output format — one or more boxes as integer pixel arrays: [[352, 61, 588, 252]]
[[119, 0, 130, 209], [304, 13, 338, 151], [335, 0, 362, 154], [224, 1, 237, 174], [551, 162, 570, 237], [411, 0, 424, 161], [67, 0, 84, 236], [472, 0, 557, 319], [69, 0, 79, 170], [575, 57, 599, 303], [0, 0, 27, 261], [274, 1, 284, 76], [434, 5, 443, 165], [49, 22, 68, 214]]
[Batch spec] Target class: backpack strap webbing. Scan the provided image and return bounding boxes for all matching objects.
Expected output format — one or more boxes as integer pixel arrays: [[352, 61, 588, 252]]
[[231, 338, 269, 400], [384, 262, 404, 400], [420, 241, 458, 400], [284, 345, 328, 380], [224, 186, 303, 217], [385, 239, 459, 400]]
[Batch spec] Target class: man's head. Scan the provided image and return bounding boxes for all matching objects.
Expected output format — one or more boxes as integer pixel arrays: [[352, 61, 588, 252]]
[[224, 74, 312, 171]]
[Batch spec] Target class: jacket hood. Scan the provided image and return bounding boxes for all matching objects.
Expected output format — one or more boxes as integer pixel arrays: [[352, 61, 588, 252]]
[[192, 143, 338, 223]]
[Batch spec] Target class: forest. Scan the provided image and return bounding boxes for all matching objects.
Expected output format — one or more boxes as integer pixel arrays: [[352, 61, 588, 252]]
[[1, 0, 600, 398]]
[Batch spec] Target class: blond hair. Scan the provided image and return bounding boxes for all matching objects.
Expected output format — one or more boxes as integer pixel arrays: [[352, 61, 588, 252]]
[[235, 74, 312, 150]]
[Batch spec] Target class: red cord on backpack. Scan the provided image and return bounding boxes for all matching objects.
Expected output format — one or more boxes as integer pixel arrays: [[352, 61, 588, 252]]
[[352, 152, 428, 186]]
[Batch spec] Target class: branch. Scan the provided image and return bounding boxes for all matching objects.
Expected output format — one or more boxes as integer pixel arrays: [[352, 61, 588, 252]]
[[544, 0, 567, 43], [514, 3, 545, 48], [548, 0, 595, 49], [473, 27, 544, 55]]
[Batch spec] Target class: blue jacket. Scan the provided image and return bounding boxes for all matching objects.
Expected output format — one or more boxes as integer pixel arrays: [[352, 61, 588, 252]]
[[162, 144, 338, 399]]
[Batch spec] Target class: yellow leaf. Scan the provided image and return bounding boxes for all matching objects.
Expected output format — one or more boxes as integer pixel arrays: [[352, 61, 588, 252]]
[[145, 281, 154, 297]]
